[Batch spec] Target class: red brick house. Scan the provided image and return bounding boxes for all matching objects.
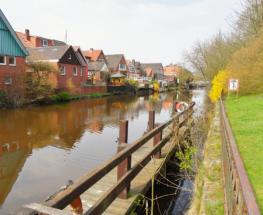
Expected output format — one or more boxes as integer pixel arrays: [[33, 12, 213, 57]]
[[27, 45, 88, 94], [0, 9, 28, 91], [164, 64, 180, 83], [16, 29, 66, 48]]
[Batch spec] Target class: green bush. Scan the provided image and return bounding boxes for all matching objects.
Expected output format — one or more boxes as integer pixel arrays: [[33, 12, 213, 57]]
[[52, 92, 71, 102], [0, 91, 8, 107]]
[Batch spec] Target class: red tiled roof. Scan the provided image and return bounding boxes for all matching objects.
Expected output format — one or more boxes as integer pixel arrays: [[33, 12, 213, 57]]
[[83, 50, 102, 61], [164, 65, 180, 76], [16, 32, 35, 48]]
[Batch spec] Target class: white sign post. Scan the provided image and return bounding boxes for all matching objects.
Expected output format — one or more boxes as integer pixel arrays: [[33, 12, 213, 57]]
[[228, 79, 239, 97]]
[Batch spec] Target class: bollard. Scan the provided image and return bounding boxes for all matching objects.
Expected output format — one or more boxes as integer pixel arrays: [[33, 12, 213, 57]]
[[70, 196, 83, 214], [117, 120, 131, 199], [153, 123, 162, 159], [148, 110, 155, 131]]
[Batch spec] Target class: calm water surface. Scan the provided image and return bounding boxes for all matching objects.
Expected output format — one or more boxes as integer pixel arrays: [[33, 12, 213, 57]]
[[0, 92, 194, 214]]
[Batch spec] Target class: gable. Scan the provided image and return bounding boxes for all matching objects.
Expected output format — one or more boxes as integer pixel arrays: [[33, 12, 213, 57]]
[[0, 10, 28, 56], [59, 46, 82, 65]]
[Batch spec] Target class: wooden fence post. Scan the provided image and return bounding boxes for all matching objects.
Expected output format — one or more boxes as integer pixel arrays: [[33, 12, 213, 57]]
[[148, 110, 155, 131], [153, 123, 162, 159], [117, 120, 131, 199]]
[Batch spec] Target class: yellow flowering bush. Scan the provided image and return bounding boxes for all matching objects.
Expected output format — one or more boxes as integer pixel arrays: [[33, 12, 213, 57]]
[[209, 70, 228, 103], [152, 81, 160, 92]]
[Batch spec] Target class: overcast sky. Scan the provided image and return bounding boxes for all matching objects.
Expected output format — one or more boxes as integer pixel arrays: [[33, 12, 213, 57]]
[[1, 0, 241, 65]]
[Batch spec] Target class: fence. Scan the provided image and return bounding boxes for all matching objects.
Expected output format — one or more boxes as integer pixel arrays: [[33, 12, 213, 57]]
[[220, 99, 260, 215], [17, 102, 195, 215]]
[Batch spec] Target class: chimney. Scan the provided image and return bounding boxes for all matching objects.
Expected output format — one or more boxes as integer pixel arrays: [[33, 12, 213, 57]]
[[25, 29, 30, 40], [90, 48, 94, 51]]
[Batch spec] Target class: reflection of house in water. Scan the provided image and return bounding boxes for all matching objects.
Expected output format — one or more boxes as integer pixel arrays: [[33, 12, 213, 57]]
[[0, 142, 30, 205], [0, 93, 178, 208]]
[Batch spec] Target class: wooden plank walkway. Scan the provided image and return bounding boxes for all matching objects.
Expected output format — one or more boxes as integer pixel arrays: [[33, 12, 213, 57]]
[[64, 126, 176, 215]]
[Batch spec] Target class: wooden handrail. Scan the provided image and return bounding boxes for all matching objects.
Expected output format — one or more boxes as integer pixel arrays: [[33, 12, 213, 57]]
[[44, 102, 194, 209], [220, 99, 260, 215], [18, 102, 195, 215], [85, 133, 173, 215]]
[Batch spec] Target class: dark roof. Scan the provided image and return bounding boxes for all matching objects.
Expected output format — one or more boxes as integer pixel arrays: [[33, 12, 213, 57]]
[[88, 61, 107, 71], [75, 49, 87, 66], [140, 63, 164, 75], [27, 45, 69, 61], [0, 9, 28, 56], [105, 54, 124, 70]]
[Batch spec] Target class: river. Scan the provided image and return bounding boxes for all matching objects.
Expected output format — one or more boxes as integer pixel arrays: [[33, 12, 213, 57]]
[[0, 89, 207, 214]]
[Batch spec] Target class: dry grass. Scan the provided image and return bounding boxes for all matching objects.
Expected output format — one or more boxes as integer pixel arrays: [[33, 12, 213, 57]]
[[187, 104, 224, 215]]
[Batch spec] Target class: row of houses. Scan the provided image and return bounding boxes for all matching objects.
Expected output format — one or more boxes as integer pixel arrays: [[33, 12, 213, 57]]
[[0, 9, 180, 95]]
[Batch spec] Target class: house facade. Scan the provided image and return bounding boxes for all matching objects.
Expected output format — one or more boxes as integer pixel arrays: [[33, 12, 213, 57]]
[[105, 54, 129, 76], [0, 9, 28, 91], [27, 45, 88, 94], [83, 49, 110, 84], [16, 29, 66, 48], [164, 64, 180, 83], [140, 63, 164, 80]]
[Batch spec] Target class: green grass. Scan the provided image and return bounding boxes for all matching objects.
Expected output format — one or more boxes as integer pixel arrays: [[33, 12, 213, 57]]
[[226, 94, 263, 212]]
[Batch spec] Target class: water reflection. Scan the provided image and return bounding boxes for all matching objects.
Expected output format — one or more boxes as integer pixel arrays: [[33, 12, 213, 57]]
[[0, 92, 188, 214]]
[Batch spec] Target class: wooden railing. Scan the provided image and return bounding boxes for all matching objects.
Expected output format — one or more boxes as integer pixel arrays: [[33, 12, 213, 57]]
[[17, 102, 195, 215], [220, 99, 260, 215]]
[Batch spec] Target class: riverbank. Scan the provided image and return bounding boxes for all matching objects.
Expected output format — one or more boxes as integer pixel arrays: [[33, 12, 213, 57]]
[[187, 104, 224, 215], [225, 94, 263, 212], [0, 92, 112, 109]]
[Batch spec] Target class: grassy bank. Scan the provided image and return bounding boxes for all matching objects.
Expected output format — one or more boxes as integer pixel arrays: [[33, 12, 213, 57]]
[[0, 92, 112, 108], [225, 94, 263, 212], [188, 105, 224, 215]]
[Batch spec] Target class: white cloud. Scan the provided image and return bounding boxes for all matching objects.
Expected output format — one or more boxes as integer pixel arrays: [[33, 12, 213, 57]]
[[1, 0, 241, 65]]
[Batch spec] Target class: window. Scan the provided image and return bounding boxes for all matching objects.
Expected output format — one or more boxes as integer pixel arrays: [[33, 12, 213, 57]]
[[73, 67, 78, 76], [119, 64, 126, 71], [9, 56, 16, 66], [0, 55, 6, 65], [60, 65, 66, 75], [42, 39, 48, 47], [4, 77, 12, 85], [68, 54, 72, 60], [80, 68, 83, 76]]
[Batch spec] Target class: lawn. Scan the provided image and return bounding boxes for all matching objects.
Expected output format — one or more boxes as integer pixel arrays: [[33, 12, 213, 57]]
[[225, 94, 263, 212]]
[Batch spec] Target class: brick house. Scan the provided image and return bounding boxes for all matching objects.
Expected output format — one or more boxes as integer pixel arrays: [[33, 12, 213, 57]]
[[105, 54, 129, 76], [0, 9, 28, 91], [83, 49, 110, 84], [27, 45, 88, 94], [164, 64, 180, 83], [16, 29, 66, 48]]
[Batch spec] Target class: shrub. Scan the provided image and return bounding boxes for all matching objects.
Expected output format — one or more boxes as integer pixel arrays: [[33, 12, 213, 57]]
[[52, 92, 71, 102], [0, 91, 8, 107], [209, 70, 228, 103]]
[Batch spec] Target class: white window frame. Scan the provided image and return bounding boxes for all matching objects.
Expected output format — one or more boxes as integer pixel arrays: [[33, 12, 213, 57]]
[[4, 77, 12, 85], [0, 55, 6, 65], [119, 64, 126, 71], [60, 65, 66, 76], [42, 39, 48, 47], [73, 67, 78, 76], [8, 56, 16, 66]]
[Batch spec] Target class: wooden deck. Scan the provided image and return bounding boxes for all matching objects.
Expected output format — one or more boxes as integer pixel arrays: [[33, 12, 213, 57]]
[[18, 103, 195, 215], [64, 126, 175, 215]]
